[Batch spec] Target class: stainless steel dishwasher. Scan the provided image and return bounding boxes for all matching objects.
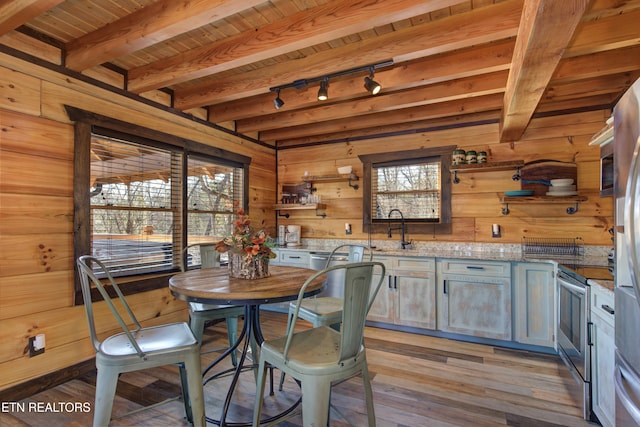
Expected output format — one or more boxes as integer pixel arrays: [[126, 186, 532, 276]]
[[310, 251, 350, 297]]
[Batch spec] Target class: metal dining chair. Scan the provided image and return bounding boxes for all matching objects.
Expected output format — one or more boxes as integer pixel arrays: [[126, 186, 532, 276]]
[[181, 243, 246, 366], [253, 261, 386, 427], [287, 244, 374, 329], [278, 244, 373, 390], [76, 255, 205, 427]]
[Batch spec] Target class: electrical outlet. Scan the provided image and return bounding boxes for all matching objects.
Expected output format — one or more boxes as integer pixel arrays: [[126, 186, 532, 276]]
[[29, 334, 45, 357]]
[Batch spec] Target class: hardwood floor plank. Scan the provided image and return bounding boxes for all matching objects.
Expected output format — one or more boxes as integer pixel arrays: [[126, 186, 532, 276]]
[[1, 313, 593, 427]]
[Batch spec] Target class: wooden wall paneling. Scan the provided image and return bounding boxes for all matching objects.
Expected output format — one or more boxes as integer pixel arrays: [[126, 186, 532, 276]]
[[0, 193, 73, 235], [452, 193, 506, 218], [0, 233, 73, 277], [0, 67, 41, 116], [1, 109, 74, 159], [0, 271, 74, 320], [0, 151, 72, 196]]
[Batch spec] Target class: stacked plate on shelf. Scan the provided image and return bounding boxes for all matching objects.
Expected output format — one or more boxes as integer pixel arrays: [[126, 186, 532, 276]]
[[547, 179, 577, 196]]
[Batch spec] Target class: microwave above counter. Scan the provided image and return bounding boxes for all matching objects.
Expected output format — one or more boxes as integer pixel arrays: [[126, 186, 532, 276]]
[[589, 118, 614, 197]]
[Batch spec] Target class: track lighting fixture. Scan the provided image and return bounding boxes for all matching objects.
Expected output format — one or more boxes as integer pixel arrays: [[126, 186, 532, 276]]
[[269, 60, 393, 109], [364, 68, 381, 95], [317, 78, 329, 101], [273, 89, 284, 109]]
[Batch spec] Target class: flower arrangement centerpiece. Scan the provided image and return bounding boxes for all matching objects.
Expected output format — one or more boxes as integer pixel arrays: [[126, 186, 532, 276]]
[[215, 208, 276, 279]]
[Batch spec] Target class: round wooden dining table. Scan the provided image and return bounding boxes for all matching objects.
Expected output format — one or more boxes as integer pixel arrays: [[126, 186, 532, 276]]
[[169, 264, 326, 426]]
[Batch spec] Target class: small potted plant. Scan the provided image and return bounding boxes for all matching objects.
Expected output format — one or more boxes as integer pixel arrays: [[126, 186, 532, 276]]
[[215, 209, 276, 279]]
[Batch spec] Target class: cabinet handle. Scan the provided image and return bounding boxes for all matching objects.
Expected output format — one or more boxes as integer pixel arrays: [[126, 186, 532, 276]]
[[587, 321, 593, 346], [394, 276, 398, 290], [290, 256, 301, 259], [466, 265, 485, 270], [601, 304, 615, 315], [443, 279, 448, 294], [388, 276, 392, 289]]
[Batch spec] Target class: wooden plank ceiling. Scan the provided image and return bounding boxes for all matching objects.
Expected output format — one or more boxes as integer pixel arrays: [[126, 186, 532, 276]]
[[2, 0, 639, 148]]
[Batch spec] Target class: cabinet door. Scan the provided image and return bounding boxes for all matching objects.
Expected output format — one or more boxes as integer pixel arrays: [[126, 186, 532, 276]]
[[438, 275, 512, 340], [395, 272, 436, 329], [513, 262, 555, 347], [368, 270, 394, 323], [591, 285, 615, 427]]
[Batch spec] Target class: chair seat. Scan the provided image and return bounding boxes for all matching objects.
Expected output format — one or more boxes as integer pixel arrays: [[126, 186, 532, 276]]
[[262, 326, 363, 374], [100, 322, 197, 357], [291, 297, 343, 326]]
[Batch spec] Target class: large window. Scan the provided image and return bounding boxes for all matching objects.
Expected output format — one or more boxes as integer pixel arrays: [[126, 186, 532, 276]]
[[69, 107, 250, 303], [359, 146, 454, 235]]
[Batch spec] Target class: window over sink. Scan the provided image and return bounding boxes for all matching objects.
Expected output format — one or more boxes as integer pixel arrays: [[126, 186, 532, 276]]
[[359, 146, 453, 235]]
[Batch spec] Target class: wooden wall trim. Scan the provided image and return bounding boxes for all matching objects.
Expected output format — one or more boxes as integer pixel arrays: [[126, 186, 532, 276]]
[[0, 359, 96, 401]]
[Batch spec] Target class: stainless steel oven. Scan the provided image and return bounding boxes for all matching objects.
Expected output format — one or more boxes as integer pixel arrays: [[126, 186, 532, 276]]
[[557, 266, 592, 421]]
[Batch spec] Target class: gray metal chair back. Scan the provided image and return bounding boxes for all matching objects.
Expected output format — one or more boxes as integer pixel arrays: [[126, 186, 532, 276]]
[[77, 255, 144, 354], [254, 261, 385, 426], [76, 255, 205, 427], [325, 243, 373, 266], [286, 261, 384, 360], [181, 242, 220, 271]]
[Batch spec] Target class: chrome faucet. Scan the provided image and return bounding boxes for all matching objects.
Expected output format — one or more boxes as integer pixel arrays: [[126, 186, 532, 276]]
[[387, 209, 412, 249]]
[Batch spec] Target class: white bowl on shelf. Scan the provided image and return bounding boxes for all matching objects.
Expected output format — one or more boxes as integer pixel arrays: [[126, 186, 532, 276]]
[[550, 178, 574, 186], [337, 165, 352, 174]]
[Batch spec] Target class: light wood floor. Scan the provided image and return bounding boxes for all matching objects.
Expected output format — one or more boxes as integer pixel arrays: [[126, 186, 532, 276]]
[[1, 312, 596, 427]]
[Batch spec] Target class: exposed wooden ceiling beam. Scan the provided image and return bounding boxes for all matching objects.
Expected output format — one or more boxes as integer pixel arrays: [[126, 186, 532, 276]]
[[127, 0, 461, 93], [500, 0, 590, 143], [209, 39, 515, 122], [274, 111, 502, 148], [174, 0, 523, 110], [0, 0, 63, 35], [65, 0, 263, 71], [261, 93, 505, 142]]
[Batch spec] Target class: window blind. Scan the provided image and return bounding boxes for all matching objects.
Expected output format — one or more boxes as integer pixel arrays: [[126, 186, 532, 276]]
[[90, 135, 181, 276]]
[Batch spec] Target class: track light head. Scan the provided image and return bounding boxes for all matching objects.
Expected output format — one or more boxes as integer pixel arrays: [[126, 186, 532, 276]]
[[273, 89, 284, 109], [317, 78, 329, 101], [364, 74, 381, 95]]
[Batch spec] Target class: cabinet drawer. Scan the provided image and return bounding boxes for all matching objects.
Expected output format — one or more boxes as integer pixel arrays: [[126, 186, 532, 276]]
[[591, 283, 615, 324], [438, 259, 511, 278], [279, 250, 310, 267], [395, 256, 435, 272]]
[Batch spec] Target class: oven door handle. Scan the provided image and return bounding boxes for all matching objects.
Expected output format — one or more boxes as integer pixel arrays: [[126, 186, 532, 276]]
[[558, 278, 586, 295]]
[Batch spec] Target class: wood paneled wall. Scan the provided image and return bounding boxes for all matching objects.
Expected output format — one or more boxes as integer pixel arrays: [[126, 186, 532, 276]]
[[276, 110, 614, 247], [0, 51, 276, 390]]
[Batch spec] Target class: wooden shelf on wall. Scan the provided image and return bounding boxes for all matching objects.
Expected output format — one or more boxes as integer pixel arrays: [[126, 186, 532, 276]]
[[499, 195, 587, 215], [272, 203, 327, 218], [450, 160, 525, 172], [451, 160, 524, 183], [302, 173, 358, 182], [272, 203, 327, 210]]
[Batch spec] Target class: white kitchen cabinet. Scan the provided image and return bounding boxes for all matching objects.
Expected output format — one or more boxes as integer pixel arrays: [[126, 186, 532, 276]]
[[368, 255, 436, 329], [590, 281, 615, 427], [512, 262, 555, 348], [437, 259, 512, 340]]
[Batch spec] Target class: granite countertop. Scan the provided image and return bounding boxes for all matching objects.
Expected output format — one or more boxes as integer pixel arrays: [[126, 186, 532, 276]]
[[276, 240, 612, 266]]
